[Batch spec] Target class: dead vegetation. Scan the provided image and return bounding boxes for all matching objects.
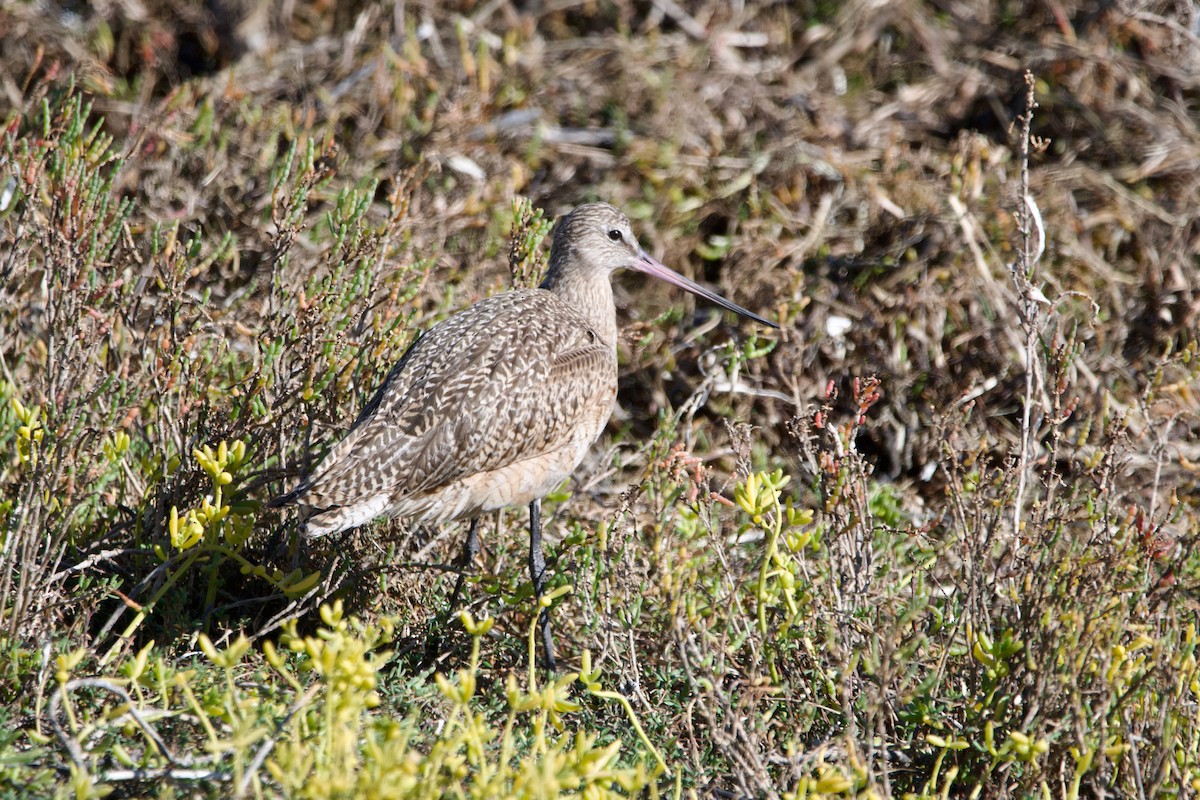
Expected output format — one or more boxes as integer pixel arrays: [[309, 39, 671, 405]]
[[0, 1, 1198, 797]]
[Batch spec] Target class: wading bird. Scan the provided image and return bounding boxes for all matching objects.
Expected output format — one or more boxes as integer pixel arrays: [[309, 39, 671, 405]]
[[271, 203, 776, 668]]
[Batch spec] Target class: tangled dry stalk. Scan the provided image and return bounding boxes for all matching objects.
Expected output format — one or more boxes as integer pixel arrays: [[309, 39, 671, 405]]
[[0, 1, 1198, 797]]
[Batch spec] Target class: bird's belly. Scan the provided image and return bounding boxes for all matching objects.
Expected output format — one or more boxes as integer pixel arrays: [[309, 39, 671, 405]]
[[460, 436, 591, 514]]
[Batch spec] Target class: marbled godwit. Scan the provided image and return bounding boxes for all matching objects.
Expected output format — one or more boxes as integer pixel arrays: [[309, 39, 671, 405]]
[[272, 203, 776, 668]]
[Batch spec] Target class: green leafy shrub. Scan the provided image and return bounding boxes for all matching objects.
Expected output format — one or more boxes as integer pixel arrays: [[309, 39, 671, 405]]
[[14, 603, 661, 798], [2, 4, 1199, 798]]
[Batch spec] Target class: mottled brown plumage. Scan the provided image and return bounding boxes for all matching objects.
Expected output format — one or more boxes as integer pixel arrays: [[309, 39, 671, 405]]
[[289, 290, 617, 537], [271, 202, 775, 667]]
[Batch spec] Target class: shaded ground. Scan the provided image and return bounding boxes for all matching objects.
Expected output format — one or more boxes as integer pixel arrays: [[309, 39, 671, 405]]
[[1, 1, 1198, 797]]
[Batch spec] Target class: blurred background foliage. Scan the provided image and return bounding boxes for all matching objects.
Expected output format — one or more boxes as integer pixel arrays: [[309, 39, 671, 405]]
[[0, 1, 1198, 797]]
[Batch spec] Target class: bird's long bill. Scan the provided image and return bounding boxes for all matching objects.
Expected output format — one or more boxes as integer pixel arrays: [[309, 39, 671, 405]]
[[634, 250, 779, 329]]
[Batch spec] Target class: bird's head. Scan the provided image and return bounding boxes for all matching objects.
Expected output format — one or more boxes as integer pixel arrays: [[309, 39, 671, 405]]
[[545, 203, 777, 329]]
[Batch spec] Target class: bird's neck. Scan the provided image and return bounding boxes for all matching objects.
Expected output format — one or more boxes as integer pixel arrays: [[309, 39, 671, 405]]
[[540, 260, 618, 349]]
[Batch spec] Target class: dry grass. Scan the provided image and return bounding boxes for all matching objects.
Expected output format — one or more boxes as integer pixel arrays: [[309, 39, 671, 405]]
[[0, 1, 1198, 797]]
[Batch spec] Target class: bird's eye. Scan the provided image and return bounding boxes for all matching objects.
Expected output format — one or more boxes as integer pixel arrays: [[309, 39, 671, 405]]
[[607, 229, 622, 242]]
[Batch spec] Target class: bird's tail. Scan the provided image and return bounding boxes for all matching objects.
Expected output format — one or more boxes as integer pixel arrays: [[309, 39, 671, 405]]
[[266, 480, 311, 509], [268, 475, 385, 540], [266, 482, 329, 540]]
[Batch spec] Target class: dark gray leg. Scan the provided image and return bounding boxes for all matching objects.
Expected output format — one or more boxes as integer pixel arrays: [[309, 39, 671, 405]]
[[528, 499, 556, 670], [447, 518, 480, 614]]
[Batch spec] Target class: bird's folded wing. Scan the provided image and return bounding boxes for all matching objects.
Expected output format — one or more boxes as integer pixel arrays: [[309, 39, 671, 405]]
[[403, 340, 614, 494], [295, 292, 615, 510]]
